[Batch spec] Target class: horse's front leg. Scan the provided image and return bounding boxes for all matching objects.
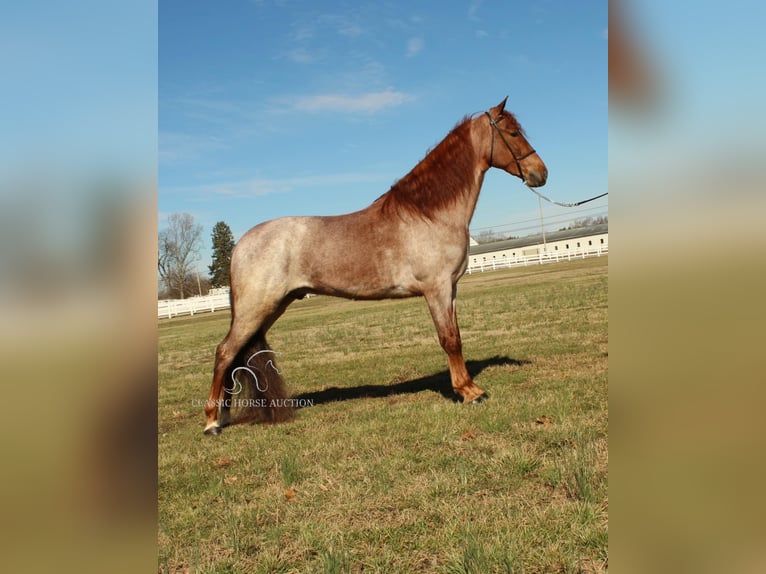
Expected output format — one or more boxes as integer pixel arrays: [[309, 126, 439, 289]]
[[423, 284, 487, 403]]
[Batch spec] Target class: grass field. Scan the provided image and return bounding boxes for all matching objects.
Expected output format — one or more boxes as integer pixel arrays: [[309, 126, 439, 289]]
[[159, 257, 608, 573]]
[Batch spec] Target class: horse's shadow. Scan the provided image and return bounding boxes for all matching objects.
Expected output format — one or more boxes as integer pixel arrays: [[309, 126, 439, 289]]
[[292, 355, 529, 406]]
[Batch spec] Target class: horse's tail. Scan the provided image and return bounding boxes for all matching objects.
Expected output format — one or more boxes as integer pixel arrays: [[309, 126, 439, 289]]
[[226, 332, 294, 425]]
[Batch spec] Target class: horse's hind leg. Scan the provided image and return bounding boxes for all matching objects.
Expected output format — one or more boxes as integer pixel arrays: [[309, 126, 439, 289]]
[[424, 284, 487, 403], [204, 322, 254, 435], [204, 295, 294, 435]]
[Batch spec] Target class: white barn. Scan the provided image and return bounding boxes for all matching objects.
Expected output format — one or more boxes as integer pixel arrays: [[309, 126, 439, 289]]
[[467, 223, 608, 273]]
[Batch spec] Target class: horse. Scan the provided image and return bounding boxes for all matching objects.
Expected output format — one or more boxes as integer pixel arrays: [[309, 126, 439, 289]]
[[203, 97, 547, 435]]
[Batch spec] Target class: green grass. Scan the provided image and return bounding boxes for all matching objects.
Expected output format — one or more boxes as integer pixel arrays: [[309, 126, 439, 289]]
[[159, 257, 608, 573]]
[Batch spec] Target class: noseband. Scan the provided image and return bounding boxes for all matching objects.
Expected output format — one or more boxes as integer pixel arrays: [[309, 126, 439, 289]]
[[485, 111, 537, 180]]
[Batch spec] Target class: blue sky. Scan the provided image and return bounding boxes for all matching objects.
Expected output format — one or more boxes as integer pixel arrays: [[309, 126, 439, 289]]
[[160, 0, 607, 269]]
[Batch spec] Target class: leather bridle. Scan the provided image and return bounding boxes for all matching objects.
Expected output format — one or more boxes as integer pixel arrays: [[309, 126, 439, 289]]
[[484, 109, 608, 206], [485, 111, 537, 181]]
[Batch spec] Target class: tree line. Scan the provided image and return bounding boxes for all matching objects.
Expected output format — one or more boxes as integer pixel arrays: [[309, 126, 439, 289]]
[[158, 214, 235, 300], [557, 215, 608, 231], [473, 215, 608, 244]]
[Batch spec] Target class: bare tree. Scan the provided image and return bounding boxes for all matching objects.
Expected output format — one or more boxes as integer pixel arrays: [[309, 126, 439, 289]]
[[158, 213, 203, 299], [558, 215, 608, 231], [476, 229, 501, 244], [475, 229, 518, 244]]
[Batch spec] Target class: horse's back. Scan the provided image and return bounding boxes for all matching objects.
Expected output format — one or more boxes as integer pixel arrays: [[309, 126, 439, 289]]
[[234, 216, 312, 260], [230, 207, 468, 300]]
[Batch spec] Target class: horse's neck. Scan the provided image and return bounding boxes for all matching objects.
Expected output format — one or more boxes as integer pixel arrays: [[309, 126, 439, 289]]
[[455, 167, 486, 227], [379, 123, 486, 224]]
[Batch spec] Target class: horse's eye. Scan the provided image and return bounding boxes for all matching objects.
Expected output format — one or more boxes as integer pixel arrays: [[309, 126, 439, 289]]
[[509, 131, 519, 137]]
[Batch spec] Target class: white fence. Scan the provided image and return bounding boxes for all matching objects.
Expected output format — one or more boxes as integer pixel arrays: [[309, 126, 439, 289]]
[[158, 292, 230, 319], [158, 247, 607, 318], [466, 245, 607, 274]]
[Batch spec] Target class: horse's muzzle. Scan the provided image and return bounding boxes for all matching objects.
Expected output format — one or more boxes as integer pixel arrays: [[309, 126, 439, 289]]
[[525, 166, 548, 187]]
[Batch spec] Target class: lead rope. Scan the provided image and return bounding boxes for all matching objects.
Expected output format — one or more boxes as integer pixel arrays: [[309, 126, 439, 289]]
[[525, 185, 608, 208]]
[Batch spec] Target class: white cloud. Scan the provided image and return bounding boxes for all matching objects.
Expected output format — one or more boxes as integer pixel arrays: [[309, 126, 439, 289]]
[[167, 172, 391, 199], [159, 131, 227, 164], [204, 178, 277, 197], [468, 0, 482, 22], [338, 23, 364, 38], [406, 37, 424, 58], [292, 89, 413, 113], [285, 47, 320, 64]]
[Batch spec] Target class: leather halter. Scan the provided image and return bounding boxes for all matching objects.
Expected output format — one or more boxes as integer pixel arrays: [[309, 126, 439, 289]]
[[485, 111, 537, 180]]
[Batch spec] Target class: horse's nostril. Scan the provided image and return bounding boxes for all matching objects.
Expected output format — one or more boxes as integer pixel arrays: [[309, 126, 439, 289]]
[[528, 170, 547, 187]]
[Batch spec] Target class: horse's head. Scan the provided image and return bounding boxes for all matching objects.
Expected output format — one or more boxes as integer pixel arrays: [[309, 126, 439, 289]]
[[483, 97, 548, 187]]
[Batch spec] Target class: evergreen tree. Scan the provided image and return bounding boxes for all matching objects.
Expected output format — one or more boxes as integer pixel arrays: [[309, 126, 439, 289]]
[[208, 221, 235, 288]]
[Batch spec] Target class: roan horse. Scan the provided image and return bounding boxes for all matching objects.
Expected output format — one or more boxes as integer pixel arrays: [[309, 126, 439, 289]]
[[204, 97, 547, 435]]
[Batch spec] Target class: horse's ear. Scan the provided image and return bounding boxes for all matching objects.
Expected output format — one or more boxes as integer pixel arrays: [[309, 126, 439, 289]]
[[490, 96, 508, 115]]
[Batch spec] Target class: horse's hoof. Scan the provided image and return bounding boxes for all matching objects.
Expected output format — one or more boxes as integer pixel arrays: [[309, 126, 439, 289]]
[[203, 425, 222, 436], [470, 392, 489, 404]]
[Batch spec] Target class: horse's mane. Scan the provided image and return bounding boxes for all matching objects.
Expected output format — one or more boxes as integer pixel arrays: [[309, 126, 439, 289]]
[[374, 116, 479, 220]]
